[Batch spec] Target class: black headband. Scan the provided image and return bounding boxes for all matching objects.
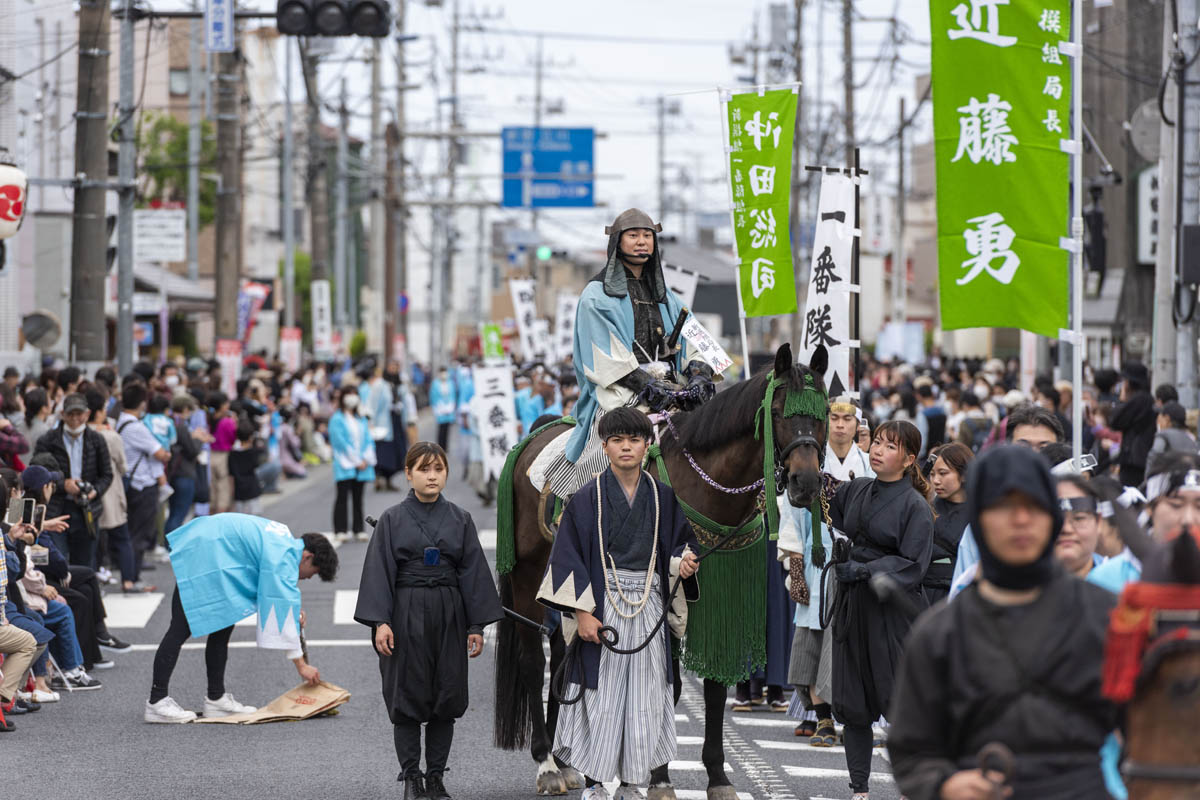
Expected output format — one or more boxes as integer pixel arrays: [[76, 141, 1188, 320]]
[[1059, 496, 1098, 514]]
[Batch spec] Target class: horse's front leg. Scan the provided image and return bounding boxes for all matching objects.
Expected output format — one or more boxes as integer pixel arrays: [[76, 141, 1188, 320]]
[[515, 620, 566, 796], [702, 679, 737, 800]]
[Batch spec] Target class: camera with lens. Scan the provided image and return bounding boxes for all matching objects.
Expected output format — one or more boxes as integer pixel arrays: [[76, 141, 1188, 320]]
[[73, 481, 95, 504]]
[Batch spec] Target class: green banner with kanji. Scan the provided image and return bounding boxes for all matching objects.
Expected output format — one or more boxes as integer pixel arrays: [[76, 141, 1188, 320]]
[[726, 89, 798, 318], [931, 0, 1071, 337]]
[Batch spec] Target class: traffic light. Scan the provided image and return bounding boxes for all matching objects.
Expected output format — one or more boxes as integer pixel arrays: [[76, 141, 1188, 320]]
[[276, 0, 391, 37]]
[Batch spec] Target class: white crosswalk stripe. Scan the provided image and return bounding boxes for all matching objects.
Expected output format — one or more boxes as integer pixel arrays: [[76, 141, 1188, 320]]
[[782, 765, 894, 783], [333, 589, 358, 624], [102, 592, 165, 628]]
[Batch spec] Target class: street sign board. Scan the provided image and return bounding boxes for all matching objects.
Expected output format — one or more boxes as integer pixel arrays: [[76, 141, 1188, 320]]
[[311, 279, 333, 360], [501, 127, 595, 208], [205, 0, 235, 53], [134, 209, 186, 263]]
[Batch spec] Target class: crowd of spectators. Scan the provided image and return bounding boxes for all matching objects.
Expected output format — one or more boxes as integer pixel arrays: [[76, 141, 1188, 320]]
[[0, 354, 423, 730]]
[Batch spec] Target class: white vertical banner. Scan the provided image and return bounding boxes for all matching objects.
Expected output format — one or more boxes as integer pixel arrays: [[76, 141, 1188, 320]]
[[508, 279, 537, 360], [311, 279, 333, 360], [471, 364, 519, 481], [798, 173, 857, 398], [530, 318, 552, 362], [553, 292, 577, 363], [661, 264, 700, 308]]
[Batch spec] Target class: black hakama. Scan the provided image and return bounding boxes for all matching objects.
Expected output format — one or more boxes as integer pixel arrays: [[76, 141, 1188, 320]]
[[354, 491, 503, 724]]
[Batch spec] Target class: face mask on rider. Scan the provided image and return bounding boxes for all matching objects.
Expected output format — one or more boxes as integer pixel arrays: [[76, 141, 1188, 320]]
[[343, 394, 359, 411]]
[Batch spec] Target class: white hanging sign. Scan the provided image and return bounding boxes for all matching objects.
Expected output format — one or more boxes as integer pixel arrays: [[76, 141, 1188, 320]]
[[662, 264, 700, 308], [553, 292, 577, 363], [798, 173, 856, 398], [471, 364, 520, 481], [508, 279, 538, 360]]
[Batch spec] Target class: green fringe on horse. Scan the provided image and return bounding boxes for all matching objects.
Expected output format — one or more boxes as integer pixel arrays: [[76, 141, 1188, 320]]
[[495, 416, 576, 575], [681, 525, 768, 685]]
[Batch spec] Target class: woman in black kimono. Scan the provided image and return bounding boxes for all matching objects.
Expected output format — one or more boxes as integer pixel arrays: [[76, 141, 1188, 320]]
[[828, 419, 934, 799], [355, 441, 504, 800], [925, 442, 973, 602]]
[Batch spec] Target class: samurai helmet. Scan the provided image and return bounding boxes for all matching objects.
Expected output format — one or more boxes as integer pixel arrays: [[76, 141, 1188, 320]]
[[604, 208, 662, 237]]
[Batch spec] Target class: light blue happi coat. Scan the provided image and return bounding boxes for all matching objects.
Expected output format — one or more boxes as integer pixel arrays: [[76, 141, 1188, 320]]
[[566, 275, 688, 462], [167, 513, 304, 651]]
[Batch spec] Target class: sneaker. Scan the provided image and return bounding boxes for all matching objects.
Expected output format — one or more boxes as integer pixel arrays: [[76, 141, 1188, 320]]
[[581, 787, 611, 800], [152, 545, 168, 557], [64, 669, 103, 690], [0, 716, 13, 732], [89, 659, 116, 671], [98, 633, 132, 652], [203, 693, 257, 718], [97, 566, 117, 585], [15, 698, 39, 713], [144, 696, 197, 723], [123, 582, 157, 593], [26, 689, 59, 704], [4, 699, 28, 715], [354, 531, 370, 542], [334, 531, 352, 543]]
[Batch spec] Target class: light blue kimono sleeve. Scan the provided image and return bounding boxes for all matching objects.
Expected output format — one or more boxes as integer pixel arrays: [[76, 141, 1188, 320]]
[[253, 518, 304, 654], [952, 525, 979, 585]]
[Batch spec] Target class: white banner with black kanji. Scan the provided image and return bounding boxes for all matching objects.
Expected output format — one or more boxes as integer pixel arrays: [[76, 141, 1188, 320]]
[[798, 173, 857, 398], [471, 365, 520, 481]]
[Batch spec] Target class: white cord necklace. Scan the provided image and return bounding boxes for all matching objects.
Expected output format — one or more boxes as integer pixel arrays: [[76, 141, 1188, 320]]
[[596, 470, 660, 619]]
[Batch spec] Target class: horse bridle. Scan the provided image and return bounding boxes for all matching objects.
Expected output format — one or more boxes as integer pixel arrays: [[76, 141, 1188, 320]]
[[777, 415, 826, 481]]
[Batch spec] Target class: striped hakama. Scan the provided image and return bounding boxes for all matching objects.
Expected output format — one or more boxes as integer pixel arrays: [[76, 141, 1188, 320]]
[[554, 570, 676, 784]]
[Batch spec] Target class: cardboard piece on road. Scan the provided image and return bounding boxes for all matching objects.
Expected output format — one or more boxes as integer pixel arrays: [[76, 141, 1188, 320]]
[[194, 680, 350, 725]]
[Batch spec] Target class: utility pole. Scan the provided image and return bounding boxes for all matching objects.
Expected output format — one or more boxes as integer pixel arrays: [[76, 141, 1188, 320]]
[[789, 0, 805, 352], [444, 0, 462, 364], [842, 0, 855, 166], [657, 96, 666, 225], [69, 0, 110, 363], [1154, 7, 1177, 386], [894, 96, 907, 327], [301, 44, 329, 285], [187, 5, 201, 281], [213, 44, 242, 342], [116, 0, 136, 371], [368, 39, 385, 353], [394, 0, 410, 357], [385, 122, 398, 362], [531, 33, 542, 231], [282, 37, 296, 329], [334, 78, 349, 333], [1177, 0, 1200, 407]]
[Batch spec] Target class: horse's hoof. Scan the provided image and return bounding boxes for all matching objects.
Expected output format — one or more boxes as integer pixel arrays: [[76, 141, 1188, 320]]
[[560, 767, 585, 790], [536, 771, 569, 796], [647, 787, 678, 800], [706, 786, 738, 800]]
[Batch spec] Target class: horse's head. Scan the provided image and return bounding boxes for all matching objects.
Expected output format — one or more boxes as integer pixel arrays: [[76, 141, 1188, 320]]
[[768, 343, 829, 508]]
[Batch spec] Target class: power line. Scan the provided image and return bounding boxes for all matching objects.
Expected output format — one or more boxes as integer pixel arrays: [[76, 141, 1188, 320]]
[[464, 26, 728, 47]]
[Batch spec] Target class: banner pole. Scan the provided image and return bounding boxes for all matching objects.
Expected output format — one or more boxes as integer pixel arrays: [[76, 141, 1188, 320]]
[[1071, 0, 1084, 465], [716, 86, 754, 379]]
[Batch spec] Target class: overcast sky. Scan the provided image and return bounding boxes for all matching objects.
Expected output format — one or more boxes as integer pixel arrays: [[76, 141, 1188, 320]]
[[164, 0, 933, 251]]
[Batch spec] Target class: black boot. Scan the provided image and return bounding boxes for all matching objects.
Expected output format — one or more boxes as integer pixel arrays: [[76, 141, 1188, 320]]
[[425, 773, 451, 800], [400, 774, 427, 800]]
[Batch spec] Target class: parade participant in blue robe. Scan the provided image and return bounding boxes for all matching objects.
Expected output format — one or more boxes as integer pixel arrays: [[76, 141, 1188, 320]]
[[430, 369, 457, 452], [144, 515, 338, 723], [355, 442, 503, 800], [548, 210, 714, 496], [537, 408, 699, 797]]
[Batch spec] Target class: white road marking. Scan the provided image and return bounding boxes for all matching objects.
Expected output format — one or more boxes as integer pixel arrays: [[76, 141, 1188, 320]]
[[668, 761, 734, 772], [677, 735, 704, 745], [675, 713, 689, 722], [782, 766, 893, 783], [334, 589, 358, 624], [126, 638, 374, 652], [755, 739, 846, 754], [478, 527, 496, 550], [674, 792, 753, 800], [729, 716, 800, 728], [102, 592, 165, 628]]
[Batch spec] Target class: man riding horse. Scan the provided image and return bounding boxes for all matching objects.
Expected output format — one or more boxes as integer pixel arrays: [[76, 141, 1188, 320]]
[[542, 209, 717, 497]]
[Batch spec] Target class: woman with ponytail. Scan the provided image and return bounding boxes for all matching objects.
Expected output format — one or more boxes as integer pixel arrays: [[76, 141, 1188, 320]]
[[826, 419, 934, 799]]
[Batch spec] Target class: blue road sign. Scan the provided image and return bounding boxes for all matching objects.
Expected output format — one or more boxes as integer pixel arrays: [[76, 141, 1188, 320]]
[[502, 127, 594, 208], [206, 0, 235, 53]]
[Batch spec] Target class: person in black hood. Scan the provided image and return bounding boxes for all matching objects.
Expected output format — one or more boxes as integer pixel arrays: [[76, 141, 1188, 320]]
[[1110, 361, 1156, 487], [887, 445, 1118, 800]]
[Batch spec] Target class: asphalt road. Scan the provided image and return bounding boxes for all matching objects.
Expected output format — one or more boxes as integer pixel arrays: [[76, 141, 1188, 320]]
[[7, 423, 898, 800]]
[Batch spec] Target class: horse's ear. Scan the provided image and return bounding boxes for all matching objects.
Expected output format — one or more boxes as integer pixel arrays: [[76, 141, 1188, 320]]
[[1170, 527, 1200, 584], [774, 343, 793, 376], [808, 345, 829, 378]]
